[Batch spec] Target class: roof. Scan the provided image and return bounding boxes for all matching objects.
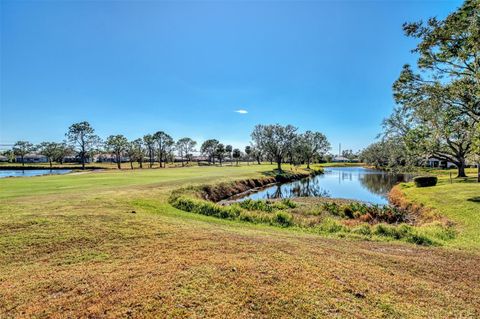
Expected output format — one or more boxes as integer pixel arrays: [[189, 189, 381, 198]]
[[21, 154, 48, 159]]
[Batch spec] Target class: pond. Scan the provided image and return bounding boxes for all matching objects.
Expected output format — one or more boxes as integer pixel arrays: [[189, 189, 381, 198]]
[[235, 167, 412, 205], [0, 169, 72, 178]]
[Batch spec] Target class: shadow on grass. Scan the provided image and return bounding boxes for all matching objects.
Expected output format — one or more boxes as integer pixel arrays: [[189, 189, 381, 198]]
[[467, 196, 480, 203]]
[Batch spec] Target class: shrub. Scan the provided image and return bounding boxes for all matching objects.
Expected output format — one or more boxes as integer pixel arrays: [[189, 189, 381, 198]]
[[239, 199, 274, 212], [322, 202, 342, 216], [405, 233, 436, 246], [413, 176, 438, 187], [274, 211, 293, 227], [279, 198, 297, 209], [352, 224, 372, 236], [372, 223, 436, 246], [318, 218, 348, 233], [343, 206, 355, 219], [171, 196, 240, 219], [238, 211, 271, 224], [373, 224, 412, 239]]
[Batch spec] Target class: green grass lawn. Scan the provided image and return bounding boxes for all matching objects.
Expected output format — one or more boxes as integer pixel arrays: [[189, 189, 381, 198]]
[[398, 168, 480, 249], [1, 164, 479, 318]]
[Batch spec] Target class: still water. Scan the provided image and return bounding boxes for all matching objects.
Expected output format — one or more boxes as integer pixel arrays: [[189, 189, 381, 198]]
[[237, 167, 412, 205], [0, 169, 72, 178]]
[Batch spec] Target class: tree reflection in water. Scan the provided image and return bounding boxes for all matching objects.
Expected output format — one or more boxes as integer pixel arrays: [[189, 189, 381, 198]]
[[265, 178, 330, 199], [239, 167, 411, 204], [358, 172, 412, 197]]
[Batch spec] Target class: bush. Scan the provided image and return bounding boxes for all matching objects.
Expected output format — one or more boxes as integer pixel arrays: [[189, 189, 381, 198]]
[[274, 211, 293, 227], [279, 198, 297, 209], [405, 233, 436, 246], [171, 196, 240, 219], [352, 224, 372, 236], [343, 206, 355, 219], [322, 202, 342, 216], [373, 224, 412, 239], [318, 218, 348, 233], [413, 176, 438, 187], [239, 199, 274, 212]]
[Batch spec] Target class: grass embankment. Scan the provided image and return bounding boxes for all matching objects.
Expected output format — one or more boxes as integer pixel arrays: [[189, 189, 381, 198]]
[[1, 164, 479, 317], [391, 168, 479, 250], [170, 172, 453, 247]]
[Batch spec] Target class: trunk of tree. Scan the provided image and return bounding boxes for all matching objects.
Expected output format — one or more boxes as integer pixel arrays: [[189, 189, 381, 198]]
[[81, 145, 86, 170], [457, 160, 466, 178], [130, 161, 133, 170], [139, 160, 143, 169], [257, 157, 261, 165], [236, 159, 239, 166], [49, 160, 52, 168], [477, 163, 480, 182], [117, 154, 121, 169], [277, 159, 282, 171], [21, 156, 25, 167], [306, 158, 310, 169]]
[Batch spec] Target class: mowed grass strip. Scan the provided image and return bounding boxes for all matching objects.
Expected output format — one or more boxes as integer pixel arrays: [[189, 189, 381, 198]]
[[398, 168, 480, 249], [1, 164, 479, 318]]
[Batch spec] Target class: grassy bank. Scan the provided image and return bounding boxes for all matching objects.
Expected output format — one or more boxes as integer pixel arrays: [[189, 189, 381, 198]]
[[393, 168, 479, 249], [1, 164, 479, 317]]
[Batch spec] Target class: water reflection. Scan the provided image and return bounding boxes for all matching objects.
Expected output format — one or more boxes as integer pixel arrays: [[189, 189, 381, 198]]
[[263, 178, 331, 199], [358, 172, 411, 197], [239, 167, 411, 205], [0, 169, 72, 178]]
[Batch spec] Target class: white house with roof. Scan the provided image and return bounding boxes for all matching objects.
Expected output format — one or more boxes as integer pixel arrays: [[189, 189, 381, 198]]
[[332, 156, 350, 163], [15, 153, 48, 163]]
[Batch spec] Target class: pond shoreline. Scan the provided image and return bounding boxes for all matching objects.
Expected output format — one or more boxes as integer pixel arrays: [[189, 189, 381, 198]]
[[227, 167, 412, 205]]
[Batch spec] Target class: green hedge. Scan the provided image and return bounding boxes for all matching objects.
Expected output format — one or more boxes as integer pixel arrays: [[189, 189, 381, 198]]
[[413, 176, 438, 187]]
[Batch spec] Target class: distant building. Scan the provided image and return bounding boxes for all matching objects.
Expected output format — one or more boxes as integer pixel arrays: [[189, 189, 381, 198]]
[[425, 157, 478, 169], [426, 158, 451, 168], [95, 154, 129, 163], [332, 156, 350, 163], [0, 155, 8, 162], [16, 154, 48, 163]]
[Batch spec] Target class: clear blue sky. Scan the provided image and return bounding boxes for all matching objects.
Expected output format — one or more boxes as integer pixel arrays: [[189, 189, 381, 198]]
[[0, 0, 462, 152]]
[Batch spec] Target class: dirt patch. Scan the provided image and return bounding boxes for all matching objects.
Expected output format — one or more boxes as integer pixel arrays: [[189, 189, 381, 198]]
[[388, 185, 451, 225]]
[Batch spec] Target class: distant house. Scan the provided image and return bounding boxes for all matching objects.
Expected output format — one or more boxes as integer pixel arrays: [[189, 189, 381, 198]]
[[426, 158, 453, 168], [63, 156, 79, 163], [192, 156, 209, 162], [0, 155, 8, 162], [332, 156, 350, 163], [95, 154, 129, 163], [16, 154, 48, 163], [426, 157, 475, 169]]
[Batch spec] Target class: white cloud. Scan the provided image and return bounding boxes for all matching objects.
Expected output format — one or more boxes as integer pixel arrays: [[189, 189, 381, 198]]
[[234, 109, 248, 114]]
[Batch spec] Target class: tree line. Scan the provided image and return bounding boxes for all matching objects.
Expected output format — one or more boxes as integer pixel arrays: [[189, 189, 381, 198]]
[[5, 122, 330, 171], [360, 0, 480, 181]]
